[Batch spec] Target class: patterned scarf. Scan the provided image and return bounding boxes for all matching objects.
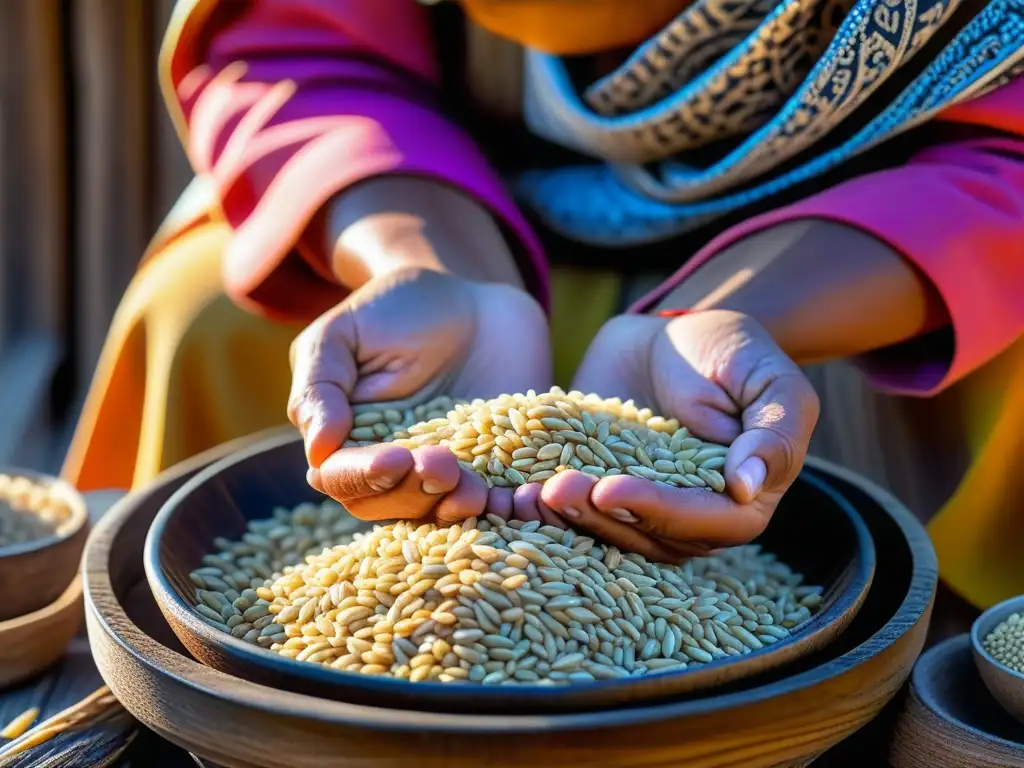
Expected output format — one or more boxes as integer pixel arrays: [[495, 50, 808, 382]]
[[513, 0, 1024, 245]]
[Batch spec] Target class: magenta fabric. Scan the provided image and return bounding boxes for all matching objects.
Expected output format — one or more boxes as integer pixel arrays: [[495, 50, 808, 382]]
[[631, 83, 1024, 396], [169, 0, 547, 320]]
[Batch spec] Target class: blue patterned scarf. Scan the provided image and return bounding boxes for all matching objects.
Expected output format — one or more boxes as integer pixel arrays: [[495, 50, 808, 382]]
[[513, 0, 1024, 246]]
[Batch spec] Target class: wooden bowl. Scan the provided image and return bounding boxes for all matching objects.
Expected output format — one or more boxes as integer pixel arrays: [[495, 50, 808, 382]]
[[0, 468, 89, 621], [84, 430, 933, 767], [0, 574, 83, 688], [144, 432, 876, 714], [971, 594, 1024, 726], [890, 635, 1024, 767]]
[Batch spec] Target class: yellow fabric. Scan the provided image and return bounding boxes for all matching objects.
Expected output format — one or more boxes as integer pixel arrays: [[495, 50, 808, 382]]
[[549, 266, 621, 387], [925, 338, 1024, 609], [61, 223, 302, 491], [457, 0, 690, 56]]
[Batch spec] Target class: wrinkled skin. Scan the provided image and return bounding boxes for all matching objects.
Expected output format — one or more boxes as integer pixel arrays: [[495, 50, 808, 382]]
[[288, 267, 558, 526], [541, 311, 820, 562], [290, 278, 819, 556]]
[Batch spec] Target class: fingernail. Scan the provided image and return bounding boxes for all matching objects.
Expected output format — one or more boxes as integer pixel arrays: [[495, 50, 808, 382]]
[[422, 479, 447, 495], [297, 399, 318, 432], [607, 508, 639, 524], [306, 467, 325, 494], [736, 457, 767, 498], [562, 507, 581, 519]]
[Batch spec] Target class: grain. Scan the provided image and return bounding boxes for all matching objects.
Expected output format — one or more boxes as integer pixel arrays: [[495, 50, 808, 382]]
[[983, 612, 1024, 673], [0, 688, 131, 759], [188, 502, 823, 686], [0, 475, 75, 550], [343, 388, 730, 493], [1, 708, 39, 740]]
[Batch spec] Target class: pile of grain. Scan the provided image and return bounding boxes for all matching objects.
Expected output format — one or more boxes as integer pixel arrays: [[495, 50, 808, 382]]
[[983, 613, 1024, 673], [344, 387, 730, 492], [0, 475, 75, 549], [189, 502, 822, 685]]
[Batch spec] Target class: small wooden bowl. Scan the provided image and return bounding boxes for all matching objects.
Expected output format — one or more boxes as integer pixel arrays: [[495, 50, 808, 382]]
[[0, 574, 83, 688], [972, 594, 1024, 726], [84, 435, 936, 768], [145, 432, 876, 714], [890, 634, 1024, 767], [0, 469, 89, 621]]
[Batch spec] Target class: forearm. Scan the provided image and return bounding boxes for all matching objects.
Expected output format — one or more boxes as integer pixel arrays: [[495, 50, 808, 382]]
[[327, 177, 526, 291], [655, 220, 948, 365]]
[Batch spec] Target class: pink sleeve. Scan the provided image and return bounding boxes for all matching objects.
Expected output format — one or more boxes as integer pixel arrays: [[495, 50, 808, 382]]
[[163, 0, 546, 321], [632, 79, 1024, 396]]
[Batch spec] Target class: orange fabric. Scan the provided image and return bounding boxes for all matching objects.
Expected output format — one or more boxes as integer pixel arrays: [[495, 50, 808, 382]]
[[458, 0, 689, 55], [62, 221, 301, 491]]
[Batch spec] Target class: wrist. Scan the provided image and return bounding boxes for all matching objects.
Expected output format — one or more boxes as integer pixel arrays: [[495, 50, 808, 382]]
[[326, 177, 525, 292]]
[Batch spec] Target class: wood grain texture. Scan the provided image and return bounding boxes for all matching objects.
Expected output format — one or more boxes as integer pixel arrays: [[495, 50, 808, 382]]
[[0, 577, 83, 690], [890, 635, 1024, 767], [147, 433, 875, 714], [82, 428, 936, 768]]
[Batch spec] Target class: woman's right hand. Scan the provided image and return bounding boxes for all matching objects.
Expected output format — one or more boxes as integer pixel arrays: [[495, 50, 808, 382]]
[[288, 266, 552, 525]]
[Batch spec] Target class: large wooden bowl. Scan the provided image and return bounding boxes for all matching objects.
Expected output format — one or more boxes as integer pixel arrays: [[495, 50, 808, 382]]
[[0, 468, 89, 621], [84, 428, 935, 768], [145, 432, 875, 713]]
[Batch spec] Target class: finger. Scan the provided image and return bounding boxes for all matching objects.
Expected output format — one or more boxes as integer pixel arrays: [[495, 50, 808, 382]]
[[511, 483, 544, 524], [288, 313, 359, 468], [653, 323, 743, 446], [536, 494, 567, 530], [435, 468, 489, 526], [589, 474, 769, 546], [306, 467, 326, 495], [317, 444, 415, 518], [347, 446, 458, 522], [412, 446, 461, 496], [540, 471, 687, 561], [571, 316, 658, 404], [727, 370, 820, 501], [537, 469, 599, 519], [485, 487, 514, 521]]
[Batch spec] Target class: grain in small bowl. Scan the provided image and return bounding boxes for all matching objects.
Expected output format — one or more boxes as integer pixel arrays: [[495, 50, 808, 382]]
[[972, 594, 1024, 726], [0, 469, 89, 621]]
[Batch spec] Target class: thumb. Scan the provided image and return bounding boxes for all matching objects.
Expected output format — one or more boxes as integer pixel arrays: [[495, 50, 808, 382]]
[[724, 370, 819, 503], [724, 429, 788, 504], [288, 310, 359, 468]]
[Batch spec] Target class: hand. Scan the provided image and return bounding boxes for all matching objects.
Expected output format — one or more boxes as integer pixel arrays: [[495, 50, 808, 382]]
[[288, 266, 552, 525], [541, 310, 819, 561]]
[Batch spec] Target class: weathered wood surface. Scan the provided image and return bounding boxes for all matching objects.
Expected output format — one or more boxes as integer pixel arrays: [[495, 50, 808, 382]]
[[78, 435, 936, 768]]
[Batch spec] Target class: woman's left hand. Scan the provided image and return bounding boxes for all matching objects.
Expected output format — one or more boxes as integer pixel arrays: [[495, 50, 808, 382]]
[[541, 310, 819, 562]]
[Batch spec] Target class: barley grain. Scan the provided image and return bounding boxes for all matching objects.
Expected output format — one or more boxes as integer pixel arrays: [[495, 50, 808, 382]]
[[188, 500, 823, 687], [0, 475, 76, 550], [1, 708, 39, 740], [341, 388, 730, 494]]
